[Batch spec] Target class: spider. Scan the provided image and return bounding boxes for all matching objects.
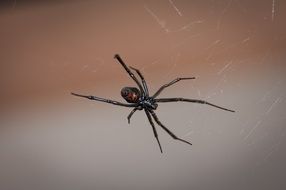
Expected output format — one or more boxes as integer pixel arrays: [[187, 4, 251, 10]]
[[71, 54, 235, 153]]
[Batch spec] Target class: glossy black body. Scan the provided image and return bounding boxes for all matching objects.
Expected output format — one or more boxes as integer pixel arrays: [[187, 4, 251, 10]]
[[71, 54, 235, 153], [121, 87, 140, 103]]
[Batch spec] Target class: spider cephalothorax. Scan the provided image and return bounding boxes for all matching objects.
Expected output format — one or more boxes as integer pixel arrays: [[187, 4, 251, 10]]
[[71, 54, 235, 153]]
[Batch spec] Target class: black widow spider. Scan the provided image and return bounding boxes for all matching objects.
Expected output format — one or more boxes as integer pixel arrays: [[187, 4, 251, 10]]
[[71, 54, 235, 153]]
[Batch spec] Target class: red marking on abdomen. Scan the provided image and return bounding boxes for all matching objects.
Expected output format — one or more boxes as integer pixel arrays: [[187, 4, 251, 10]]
[[127, 92, 139, 102]]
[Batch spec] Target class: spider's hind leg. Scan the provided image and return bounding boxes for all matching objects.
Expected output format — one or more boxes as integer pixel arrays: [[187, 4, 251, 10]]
[[71, 92, 136, 107], [129, 66, 149, 97], [114, 54, 145, 94], [149, 110, 192, 146]]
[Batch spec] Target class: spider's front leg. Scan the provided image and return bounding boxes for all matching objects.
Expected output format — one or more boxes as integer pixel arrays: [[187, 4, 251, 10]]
[[149, 110, 192, 146], [152, 77, 195, 98], [155, 98, 235, 112], [145, 109, 163, 153]]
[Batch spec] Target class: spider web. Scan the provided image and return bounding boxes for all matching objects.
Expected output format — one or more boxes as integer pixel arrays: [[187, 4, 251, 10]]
[[0, 0, 286, 190]]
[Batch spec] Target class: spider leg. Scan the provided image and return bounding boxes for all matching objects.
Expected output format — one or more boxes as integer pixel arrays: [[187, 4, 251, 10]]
[[149, 110, 192, 146], [155, 98, 235, 112], [114, 54, 145, 96], [71, 92, 137, 107], [129, 66, 149, 97], [144, 109, 163, 153], [127, 107, 140, 124], [152, 77, 195, 98]]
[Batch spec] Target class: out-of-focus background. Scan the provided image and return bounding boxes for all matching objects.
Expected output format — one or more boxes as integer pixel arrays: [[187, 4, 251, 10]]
[[0, 0, 285, 189]]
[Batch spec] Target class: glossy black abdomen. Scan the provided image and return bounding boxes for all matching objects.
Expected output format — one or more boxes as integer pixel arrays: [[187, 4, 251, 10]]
[[121, 87, 141, 103]]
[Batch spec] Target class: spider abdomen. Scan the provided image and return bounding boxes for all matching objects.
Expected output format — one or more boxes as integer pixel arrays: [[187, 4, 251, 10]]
[[121, 87, 140, 103]]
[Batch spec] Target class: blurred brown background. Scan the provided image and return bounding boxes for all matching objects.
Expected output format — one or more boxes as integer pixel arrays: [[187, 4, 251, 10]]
[[0, 0, 286, 189]]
